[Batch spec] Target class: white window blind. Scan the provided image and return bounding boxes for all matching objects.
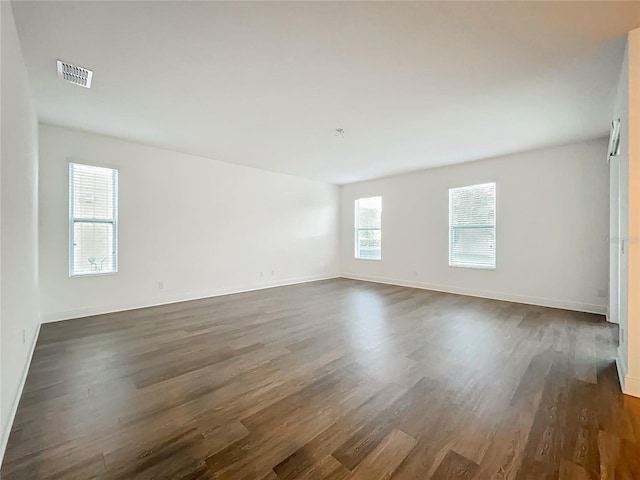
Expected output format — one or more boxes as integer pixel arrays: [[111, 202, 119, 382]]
[[69, 163, 118, 276], [449, 183, 496, 269], [355, 196, 382, 260]]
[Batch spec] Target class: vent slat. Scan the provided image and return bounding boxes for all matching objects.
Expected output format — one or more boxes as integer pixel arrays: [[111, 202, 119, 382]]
[[57, 60, 93, 88]]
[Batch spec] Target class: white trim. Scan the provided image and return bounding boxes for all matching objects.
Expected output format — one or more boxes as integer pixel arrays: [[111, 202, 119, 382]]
[[41, 274, 339, 323], [624, 375, 640, 398], [449, 263, 496, 270], [616, 348, 627, 392], [1, 323, 41, 464], [605, 305, 615, 324], [340, 273, 607, 315]]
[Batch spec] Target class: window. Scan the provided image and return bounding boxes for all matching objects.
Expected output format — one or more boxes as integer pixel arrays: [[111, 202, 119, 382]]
[[355, 196, 382, 260], [449, 183, 496, 269], [69, 163, 118, 276]]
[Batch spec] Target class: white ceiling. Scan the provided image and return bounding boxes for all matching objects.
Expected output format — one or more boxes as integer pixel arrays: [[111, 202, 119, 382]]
[[11, 1, 640, 184]]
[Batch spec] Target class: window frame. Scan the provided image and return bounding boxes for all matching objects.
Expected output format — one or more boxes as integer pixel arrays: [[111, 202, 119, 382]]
[[69, 162, 119, 277], [354, 196, 382, 261], [448, 182, 496, 270]]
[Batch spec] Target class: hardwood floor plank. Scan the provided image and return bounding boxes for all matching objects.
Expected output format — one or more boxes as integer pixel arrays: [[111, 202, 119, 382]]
[[290, 455, 351, 480], [429, 450, 478, 479], [332, 377, 432, 470], [346, 429, 416, 480], [258, 471, 280, 480], [597, 430, 621, 480], [471, 408, 533, 480], [205, 363, 384, 479], [384, 401, 465, 479], [510, 351, 553, 412], [614, 438, 640, 479], [564, 379, 600, 479], [516, 355, 571, 480], [273, 382, 405, 480], [559, 460, 591, 480]]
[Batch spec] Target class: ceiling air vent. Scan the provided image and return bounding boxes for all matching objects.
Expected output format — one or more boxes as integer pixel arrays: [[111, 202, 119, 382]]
[[57, 60, 93, 88]]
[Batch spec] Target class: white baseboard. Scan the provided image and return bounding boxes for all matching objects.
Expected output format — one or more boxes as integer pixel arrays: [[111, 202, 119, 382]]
[[1, 323, 41, 464], [41, 274, 339, 323], [340, 273, 607, 315], [616, 349, 628, 392], [624, 375, 640, 398], [618, 345, 640, 398]]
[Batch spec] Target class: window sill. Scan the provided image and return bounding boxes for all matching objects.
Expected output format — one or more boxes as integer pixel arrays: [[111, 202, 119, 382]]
[[355, 257, 382, 261], [69, 271, 118, 278], [449, 264, 495, 270]]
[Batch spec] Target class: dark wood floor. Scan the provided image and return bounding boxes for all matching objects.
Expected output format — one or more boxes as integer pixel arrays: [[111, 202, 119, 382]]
[[2, 279, 639, 479]]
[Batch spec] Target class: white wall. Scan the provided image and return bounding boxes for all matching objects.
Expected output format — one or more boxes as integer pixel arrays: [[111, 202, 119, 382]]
[[341, 139, 610, 314], [611, 39, 629, 381], [39, 125, 340, 322], [0, 0, 40, 458]]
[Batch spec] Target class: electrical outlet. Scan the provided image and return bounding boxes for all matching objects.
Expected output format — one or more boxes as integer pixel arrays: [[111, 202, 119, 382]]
[[158, 281, 164, 290], [621, 328, 625, 344], [22, 329, 26, 344], [597, 288, 607, 298], [260, 271, 263, 277], [271, 270, 275, 276]]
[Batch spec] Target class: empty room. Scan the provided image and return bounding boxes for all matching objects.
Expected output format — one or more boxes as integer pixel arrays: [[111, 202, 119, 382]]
[[1, 1, 640, 479]]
